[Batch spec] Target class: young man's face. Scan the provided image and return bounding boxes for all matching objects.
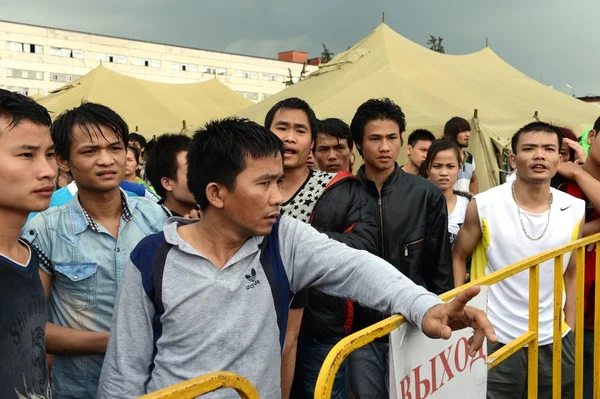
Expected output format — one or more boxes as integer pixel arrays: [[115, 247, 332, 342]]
[[128, 139, 144, 156], [510, 131, 561, 184], [587, 130, 600, 167], [406, 139, 432, 169], [315, 133, 352, 173], [456, 130, 471, 148], [359, 119, 401, 172], [269, 108, 313, 171], [220, 153, 284, 237], [59, 124, 127, 193], [166, 150, 196, 207], [0, 117, 56, 214]]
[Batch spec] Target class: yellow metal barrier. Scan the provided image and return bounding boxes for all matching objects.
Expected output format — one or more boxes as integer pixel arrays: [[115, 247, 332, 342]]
[[315, 232, 600, 399], [138, 371, 259, 399]]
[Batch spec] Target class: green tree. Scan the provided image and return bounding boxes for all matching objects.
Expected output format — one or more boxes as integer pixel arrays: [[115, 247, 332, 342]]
[[427, 35, 445, 54], [284, 68, 295, 87], [299, 62, 307, 81], [320, 43, 334, 64]]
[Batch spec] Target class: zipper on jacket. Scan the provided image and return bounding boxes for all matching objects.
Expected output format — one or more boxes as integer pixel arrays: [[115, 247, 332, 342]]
[[378, 195, 385, 257], [404, 238, 425, 257]]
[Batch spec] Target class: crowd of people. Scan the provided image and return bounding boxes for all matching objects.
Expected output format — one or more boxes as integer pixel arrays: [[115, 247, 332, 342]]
[[1, 86, 599, 399]]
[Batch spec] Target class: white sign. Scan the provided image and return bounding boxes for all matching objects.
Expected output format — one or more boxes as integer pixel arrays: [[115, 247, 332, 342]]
[[390, 288, 489, 399]]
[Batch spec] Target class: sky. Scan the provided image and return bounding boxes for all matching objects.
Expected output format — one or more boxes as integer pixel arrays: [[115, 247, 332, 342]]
[[2, 0, 598, 96]]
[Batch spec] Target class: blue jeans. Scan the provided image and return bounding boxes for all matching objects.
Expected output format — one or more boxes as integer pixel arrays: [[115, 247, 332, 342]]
[[584, 330, 594, 399], [291, 336, 349, 399]]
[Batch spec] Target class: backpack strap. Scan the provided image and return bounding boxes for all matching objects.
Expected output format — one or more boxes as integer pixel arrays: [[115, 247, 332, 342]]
[[130, 232, 173, 388], [259, 216, 292, 351]]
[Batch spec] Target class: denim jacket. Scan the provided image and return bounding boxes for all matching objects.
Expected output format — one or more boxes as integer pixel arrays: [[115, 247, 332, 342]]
[[22, 191, 167, 399]]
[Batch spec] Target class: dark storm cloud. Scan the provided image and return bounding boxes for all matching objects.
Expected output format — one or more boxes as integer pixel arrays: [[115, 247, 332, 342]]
[[2, 0, 598, 96]]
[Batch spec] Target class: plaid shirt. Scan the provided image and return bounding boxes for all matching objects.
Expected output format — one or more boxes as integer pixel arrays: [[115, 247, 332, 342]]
[[80, 191, 133, 233]]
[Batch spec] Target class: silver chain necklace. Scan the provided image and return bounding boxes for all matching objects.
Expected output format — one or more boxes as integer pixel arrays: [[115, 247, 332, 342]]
[[511, 181, 552, 241]]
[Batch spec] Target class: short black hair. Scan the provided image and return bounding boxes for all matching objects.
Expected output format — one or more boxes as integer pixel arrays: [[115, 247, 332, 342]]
[[51, 102, 129, 160], [129, 133, 147, 148], [0, 89, 51, 131], [511, 121, 563, 154], [443, 117, 471, 144], [420, 140, 462, 178], [593, 116, 600, 133], [317, 118, 353, 150], [350, 98, 406, 156], [187, 117, 284, 210], [264, 97, 319, 142], [407, 129, 436, 147], [146, 134, 192, 198]]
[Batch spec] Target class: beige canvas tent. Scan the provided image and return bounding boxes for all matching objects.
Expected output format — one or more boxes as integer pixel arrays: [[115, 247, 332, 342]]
[[238, 23, 599, 191], [38, 66, 251, 137]]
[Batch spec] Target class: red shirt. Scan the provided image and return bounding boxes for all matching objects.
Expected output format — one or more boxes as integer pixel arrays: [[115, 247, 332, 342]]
[[560, 181, 599, 331]]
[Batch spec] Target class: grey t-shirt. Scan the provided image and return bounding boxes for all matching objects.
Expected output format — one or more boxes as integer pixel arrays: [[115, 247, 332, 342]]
[[0, 240, 50, 399], [98, 216, 442, 398]]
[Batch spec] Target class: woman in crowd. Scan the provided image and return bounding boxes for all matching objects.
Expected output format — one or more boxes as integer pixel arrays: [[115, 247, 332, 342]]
[[421, 140, 471, 246], [125, 146, 150, 187], [551, 126, 587, 188]]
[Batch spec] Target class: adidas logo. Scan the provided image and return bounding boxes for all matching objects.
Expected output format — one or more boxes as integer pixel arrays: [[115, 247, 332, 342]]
[[245, 268, 260, 290]]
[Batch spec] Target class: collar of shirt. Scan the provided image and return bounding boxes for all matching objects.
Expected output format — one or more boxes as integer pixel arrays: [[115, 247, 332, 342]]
[[74, 190, 133, 234]]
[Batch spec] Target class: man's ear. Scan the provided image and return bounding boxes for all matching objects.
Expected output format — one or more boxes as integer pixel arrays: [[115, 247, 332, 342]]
[[205, 182, 226, 209], [588, 130, 597, 146], [161, 177, 174, 193], [509, 153, 517, 169], [56, 154, 70, 173]]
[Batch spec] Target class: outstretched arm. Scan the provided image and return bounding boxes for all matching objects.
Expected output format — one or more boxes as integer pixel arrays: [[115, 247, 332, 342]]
[[278, 216, 497, 353]]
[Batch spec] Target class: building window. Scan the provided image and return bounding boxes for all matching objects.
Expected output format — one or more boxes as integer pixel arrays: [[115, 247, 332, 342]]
[[262, 73, 285, 82], [6, 69, 44, 81], [237, 91, 259, 101], [171, 62, 198, 72], [235, 70, 259, 79], [201, 66, 227, 76], [50, 73, 82, 83], [96, 53, 127, 64], [6, 41, 43, 54], [132, 57, 161, 68], [2, 86, 31, 95], [50, 47, 84, 59]]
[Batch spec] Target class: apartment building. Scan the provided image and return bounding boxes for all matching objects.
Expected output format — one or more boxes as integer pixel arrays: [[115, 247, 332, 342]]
[[0, 20, 319, 102]]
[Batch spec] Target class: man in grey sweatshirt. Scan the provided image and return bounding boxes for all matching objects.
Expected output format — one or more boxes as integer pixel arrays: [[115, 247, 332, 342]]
[[97, 118, 497, 399]]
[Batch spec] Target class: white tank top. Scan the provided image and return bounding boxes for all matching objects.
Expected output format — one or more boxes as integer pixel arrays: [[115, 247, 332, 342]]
[[448, 195, 470, 246], [472, 182, 584, 345]]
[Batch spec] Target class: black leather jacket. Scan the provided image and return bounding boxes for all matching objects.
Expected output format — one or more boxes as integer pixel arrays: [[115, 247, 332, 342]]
[[353, 164, 454, 333], [300, 171, 378, 339]]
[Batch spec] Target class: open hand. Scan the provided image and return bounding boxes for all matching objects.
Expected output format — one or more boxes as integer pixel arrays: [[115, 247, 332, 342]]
[[563, 138, 587, 164], [422, 285, 498, 356]]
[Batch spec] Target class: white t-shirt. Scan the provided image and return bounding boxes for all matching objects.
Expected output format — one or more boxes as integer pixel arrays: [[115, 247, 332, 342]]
[[448, 195, 470, 246], [472, 182, 585, 345]]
